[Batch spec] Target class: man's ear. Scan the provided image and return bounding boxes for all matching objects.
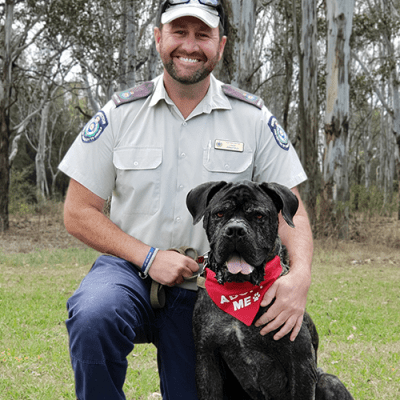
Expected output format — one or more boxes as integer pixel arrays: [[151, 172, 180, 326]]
[[154, 27, 161, 49], [186, 181, 228, 224], [218, 36, 227, 62]]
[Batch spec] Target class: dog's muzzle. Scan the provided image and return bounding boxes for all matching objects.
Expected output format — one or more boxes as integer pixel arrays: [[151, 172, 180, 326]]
[[223, 219, 248, 241]]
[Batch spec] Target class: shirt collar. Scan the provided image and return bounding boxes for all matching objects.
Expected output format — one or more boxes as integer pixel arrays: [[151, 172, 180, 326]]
[[149, 73, 232, 114]]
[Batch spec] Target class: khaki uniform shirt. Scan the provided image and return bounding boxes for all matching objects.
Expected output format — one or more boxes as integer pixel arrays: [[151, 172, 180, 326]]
[[59, 74, 307, 289]]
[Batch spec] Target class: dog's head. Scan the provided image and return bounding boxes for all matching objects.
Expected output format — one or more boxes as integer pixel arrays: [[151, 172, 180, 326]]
[[186, 181, 298, 285]]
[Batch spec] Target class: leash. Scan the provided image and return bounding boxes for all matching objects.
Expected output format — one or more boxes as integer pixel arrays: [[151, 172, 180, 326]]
[[150, 247, 207, 309]]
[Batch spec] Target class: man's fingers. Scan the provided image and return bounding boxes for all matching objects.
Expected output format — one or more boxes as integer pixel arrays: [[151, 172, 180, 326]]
[[149, 250, 199, 286], [289, 316, 303, 342], [255, 302, 278, 328], [258, 312, 304, 341], [260, 282, 277, 307]]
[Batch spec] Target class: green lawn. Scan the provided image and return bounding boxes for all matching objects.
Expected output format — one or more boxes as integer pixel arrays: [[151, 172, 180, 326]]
[[0, 241, 399, 399]]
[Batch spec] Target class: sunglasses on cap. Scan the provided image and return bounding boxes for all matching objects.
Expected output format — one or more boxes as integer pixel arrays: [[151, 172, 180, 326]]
[[161, 0, 225, 29]]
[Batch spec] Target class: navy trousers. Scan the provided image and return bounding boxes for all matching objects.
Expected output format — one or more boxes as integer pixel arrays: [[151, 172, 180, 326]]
[[66, 255, 199, 400]]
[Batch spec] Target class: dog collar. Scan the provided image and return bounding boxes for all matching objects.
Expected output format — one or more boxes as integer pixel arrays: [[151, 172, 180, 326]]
[[205, 256, 282, 326]]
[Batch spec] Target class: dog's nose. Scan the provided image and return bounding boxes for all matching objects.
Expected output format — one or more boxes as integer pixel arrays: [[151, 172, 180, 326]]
[[225, 220, 247, 238]]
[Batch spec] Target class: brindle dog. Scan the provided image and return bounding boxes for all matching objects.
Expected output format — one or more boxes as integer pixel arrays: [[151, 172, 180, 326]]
[[186, 180, 353, 400]]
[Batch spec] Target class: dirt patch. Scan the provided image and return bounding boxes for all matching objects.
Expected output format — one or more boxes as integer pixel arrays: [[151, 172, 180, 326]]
[[1, 207, 400, 254], [0, 213, 87, 253]]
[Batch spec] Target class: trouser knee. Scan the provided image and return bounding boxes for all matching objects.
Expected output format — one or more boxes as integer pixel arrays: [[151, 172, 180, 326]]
[[66, 284, 137, 363]]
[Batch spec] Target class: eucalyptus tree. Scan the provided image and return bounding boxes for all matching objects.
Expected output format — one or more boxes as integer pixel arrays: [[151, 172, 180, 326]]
[[0, 0, 51, 231], [323, 0, 355, 236], [352, 0, 400, 216]]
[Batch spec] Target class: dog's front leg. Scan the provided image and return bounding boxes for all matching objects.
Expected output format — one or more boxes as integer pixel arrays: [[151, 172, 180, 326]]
[[195, 350, 224, 400]]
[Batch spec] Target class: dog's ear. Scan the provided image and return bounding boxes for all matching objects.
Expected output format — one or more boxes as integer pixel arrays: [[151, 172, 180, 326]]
[[260, 182, 299, 228], [186, 181, 228, 224]]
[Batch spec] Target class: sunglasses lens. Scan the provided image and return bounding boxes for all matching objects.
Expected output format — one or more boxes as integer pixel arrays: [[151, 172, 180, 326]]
[[199, 0, 220, 5], [168, 0, 220, 7], [168, 0, 190, 5]]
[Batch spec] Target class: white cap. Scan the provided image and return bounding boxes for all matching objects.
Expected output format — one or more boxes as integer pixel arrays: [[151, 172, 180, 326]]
[[161, 1, 220, 28]]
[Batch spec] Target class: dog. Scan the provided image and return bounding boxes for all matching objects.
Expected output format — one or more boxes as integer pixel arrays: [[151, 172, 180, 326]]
[[186, 180, 354, 400]]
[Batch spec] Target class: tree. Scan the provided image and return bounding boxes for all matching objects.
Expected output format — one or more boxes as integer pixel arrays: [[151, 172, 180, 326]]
[[323, 0, 355, 236], [214, 0, 258, 91], [352, 0, 400, 218], [290, 0, 320, 225], [0, 0, 47, 231]]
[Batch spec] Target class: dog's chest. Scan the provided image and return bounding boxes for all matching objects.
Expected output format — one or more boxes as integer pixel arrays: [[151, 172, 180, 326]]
[[193, 288, 264, 349]]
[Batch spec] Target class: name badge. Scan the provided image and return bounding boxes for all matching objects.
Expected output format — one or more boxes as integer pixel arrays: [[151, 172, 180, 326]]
[[215, 140, 244, 152]]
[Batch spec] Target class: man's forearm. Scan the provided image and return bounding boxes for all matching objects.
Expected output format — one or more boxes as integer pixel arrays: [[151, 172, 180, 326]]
[[64, 179, 150, 267], [278, 187, 313, 281], [64, 179, 199, 286]]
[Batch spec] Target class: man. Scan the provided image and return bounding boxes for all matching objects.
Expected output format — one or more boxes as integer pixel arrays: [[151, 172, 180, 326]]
[[59, 1, 313, 399]]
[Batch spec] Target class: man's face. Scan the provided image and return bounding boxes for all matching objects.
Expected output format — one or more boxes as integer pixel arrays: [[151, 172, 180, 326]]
[[154, 16, 226, 85]]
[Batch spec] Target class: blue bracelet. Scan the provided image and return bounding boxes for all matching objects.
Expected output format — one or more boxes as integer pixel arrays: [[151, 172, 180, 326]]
[[140, 247, 159, 279]]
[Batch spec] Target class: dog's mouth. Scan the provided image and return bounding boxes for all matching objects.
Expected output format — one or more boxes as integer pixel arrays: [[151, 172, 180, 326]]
[[224, 252, 255, 275]]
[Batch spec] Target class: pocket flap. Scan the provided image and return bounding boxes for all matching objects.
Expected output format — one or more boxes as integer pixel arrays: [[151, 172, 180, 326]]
[[113, 148, 162, 170]]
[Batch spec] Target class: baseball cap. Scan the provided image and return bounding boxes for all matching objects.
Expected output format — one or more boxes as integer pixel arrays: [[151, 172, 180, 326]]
[[160, 0, 223, 29]]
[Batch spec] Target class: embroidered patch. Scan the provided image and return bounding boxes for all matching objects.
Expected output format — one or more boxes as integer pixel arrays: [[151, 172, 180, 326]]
[[222, 84, 264, 109], [268, 116, 290, 151], [81, 111, 108, 143], [112, 82, 154, 107]]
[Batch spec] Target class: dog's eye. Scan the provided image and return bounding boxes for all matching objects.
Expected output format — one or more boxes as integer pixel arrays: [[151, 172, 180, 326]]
[[256, 214, 263, 220], [216, 212, 224, 218]]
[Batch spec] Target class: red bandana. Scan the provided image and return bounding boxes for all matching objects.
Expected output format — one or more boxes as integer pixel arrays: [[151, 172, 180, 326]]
[[205, 256, 282, 326]]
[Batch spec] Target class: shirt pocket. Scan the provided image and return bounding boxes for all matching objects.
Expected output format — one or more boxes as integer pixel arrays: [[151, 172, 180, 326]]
[[203, 147, 253, 182], [113, 147, 162, 215]]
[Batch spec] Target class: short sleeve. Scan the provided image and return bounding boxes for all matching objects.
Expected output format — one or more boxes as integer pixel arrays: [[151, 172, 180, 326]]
[[252, 108, 307, 189], [58, 101, 116, 199]]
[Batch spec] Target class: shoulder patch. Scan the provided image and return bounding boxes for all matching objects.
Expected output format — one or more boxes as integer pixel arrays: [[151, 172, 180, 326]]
[[268, 116, 290, 151], [222, 84, 264, 109], [112, 81, 154, 107], [81, 111, 108, 143]]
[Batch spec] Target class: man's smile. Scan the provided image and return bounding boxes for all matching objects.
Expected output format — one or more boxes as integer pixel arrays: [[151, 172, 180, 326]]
[[178, 56, 201, 64]]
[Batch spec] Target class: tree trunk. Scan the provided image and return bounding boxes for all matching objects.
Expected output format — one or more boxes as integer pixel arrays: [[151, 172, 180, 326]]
[[282, 0, 294, 132], [118, 0, 128, 91], [323, 0, 355, 238], [298, 0, 319, 226], [382, 1, 400, 155], [147, 41, 159, 81], [0, 1, 14, 232], [81, 63, 101, 113], [36, 101, 50, 199], [214, 0, 257, 91], [126, 0, 137, 88], [364, 104, 372, 189], [397, 158, 400, 220]]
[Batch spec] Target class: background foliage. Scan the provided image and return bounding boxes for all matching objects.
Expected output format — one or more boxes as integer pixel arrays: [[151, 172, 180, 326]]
[[1, 0, 399, 235]]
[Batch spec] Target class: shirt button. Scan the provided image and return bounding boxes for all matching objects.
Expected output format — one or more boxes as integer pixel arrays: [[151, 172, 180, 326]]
[[224, 164, 230, 170], [176, 217, 181, 222], [182, 121, 187, 126], [181, 153, 186, 158], [179, 184, 184, 190], [133, 161, 139, 166]]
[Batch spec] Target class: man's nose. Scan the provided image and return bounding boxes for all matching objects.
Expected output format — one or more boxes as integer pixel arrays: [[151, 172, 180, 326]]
[[181, 33, 200, 53]]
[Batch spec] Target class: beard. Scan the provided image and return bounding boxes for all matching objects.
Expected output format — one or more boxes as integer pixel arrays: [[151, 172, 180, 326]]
[[162, 51, 222, 85]]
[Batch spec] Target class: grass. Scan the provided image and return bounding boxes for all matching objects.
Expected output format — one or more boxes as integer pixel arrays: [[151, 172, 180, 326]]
[[0, 241, 399, 399]]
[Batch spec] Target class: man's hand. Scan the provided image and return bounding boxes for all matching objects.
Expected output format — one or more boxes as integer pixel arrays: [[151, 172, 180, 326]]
[[148, 250, 199, 286], [254, 270, 310, 341]]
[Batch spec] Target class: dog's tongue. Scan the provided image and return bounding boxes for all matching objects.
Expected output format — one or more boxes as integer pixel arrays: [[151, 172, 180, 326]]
[[226, 254, 254, 275]]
